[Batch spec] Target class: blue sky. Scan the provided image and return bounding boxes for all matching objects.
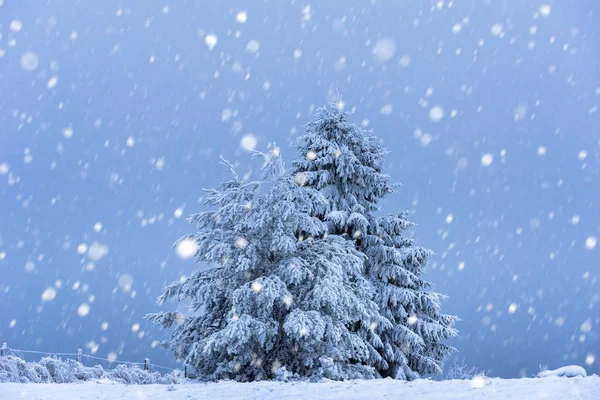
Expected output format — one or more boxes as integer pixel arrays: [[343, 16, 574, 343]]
[[0, 0, 598, 378]]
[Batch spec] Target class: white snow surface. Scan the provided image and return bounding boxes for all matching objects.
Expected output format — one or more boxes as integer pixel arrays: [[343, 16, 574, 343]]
[[538, 365, 588, 378], [2, 375, 599, 400]]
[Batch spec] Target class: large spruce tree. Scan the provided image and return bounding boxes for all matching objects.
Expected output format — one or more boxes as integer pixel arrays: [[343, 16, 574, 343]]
[[147, 151, 389, 381], [292, 104, 458, 380]]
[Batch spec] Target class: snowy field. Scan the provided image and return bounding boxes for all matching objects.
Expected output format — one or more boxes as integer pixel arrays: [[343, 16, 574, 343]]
[[2, 375, 599, 400]]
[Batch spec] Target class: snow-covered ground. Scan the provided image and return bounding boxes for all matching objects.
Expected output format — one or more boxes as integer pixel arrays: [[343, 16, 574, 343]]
[[2, 375, 598, 400]]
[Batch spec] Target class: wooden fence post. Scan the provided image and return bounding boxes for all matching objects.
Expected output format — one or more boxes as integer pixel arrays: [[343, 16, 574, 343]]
[[184, 363, 188, 378], [144, 358, 150, 371], [0, 342, 6, 357], [77, 348, 82, 363]]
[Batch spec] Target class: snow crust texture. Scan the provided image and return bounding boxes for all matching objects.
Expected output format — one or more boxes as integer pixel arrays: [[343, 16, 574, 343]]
[[1, 375, 598, 400]]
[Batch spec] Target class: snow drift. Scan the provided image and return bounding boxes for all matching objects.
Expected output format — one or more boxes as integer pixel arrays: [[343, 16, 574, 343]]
[[538, 365, 587, 378], [1, 374, 598, 400]]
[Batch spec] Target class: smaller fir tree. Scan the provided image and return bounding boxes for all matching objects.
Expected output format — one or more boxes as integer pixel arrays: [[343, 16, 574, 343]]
[[291, 104, 458, 380], [367, 212, 458, 379]]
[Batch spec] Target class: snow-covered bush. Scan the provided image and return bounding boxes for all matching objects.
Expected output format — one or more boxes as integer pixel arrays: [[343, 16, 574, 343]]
[[106, 365, 183, 384], [72, 362, 104, 381], [0, 356, 42, 383], [273, 366, 298, 382], [444, 358, 487, 380], [107, 364, 158, 385], [38, 357, 78, 383], [0, 355, 184, 384]]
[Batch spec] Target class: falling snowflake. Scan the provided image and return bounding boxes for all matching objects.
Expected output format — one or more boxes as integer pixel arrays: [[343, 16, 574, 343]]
[[429, 106, 445, 122], [236, 11, 247, 24], [490, 23, 503, 37], [10, 19, 22, 33], [47, 76, 59, 89], [539, 5, 552, 17], [41, 287, 57, 302], [204, 34, 217, 50], [372, 38, 396, 62], [174, 207, 184, 218], [20, 52, 39, 71], [246, 40, 260, 54], [176, 238, 198, 259], [118, 274, 134, 292], [240, 134, 257, 151], [481, 153, 494, 167], [380, 104, 393, 115], [88, 242, 109, 261], [77, 303, 91, 317]]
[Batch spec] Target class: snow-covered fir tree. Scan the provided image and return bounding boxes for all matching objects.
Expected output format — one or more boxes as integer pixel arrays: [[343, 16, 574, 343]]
[[292, 104, 458, 380], [147, 150, 389, 381]]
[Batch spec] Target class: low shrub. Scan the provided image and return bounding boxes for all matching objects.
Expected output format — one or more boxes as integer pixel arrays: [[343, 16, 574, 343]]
[[0, 355, 185, 384]]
